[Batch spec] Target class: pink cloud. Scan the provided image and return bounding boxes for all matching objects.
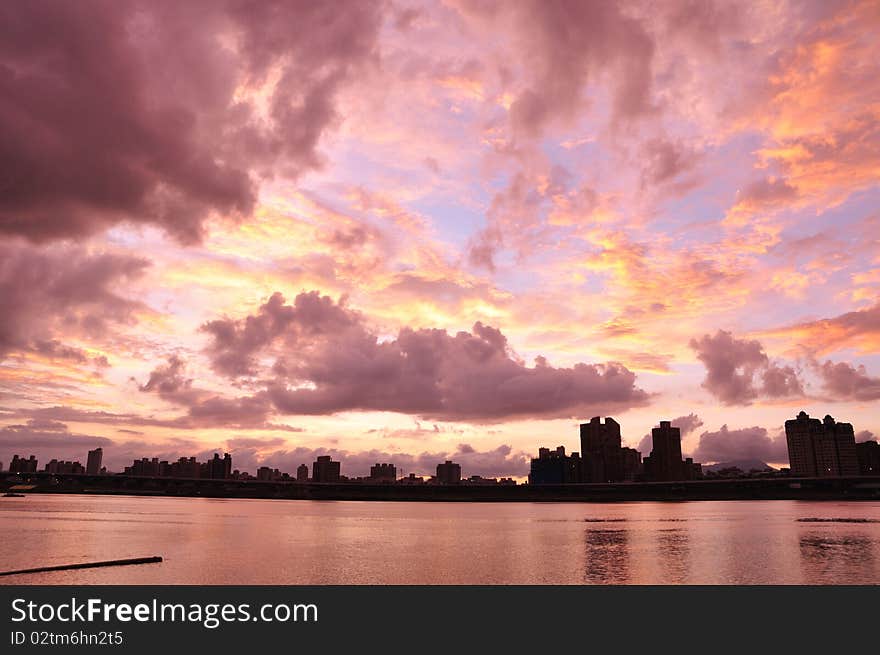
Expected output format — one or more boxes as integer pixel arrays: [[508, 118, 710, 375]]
[[689, 330, 804, 405], [202, 291, 650, 421], [0, 0, 382, 243]]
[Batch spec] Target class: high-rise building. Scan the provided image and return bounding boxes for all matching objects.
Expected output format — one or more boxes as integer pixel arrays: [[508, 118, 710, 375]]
[[171, 457, 200, 478], [436, 460, 461, 485], [296, 463, 309, 482], [856, 440, 880, 476], [86, 447, 103, 475], [9, 455, 38, 473], [125, 457, 161, 476], [257, 466, 281, 481], [580, 417, 625, 482], [45, 460, 85, 474], [369, 463, 397, 483], [643, 421, 684, 481], [312, 455, 341, 483], [206, 453, 232, 479], [529, 446, 582, 484], [785, 411, 859, 477]]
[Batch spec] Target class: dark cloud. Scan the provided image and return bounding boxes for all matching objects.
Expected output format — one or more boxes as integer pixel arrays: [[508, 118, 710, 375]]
[[639, 137, 700, 189], [202, 291, 650, 421], [0, 419, 113, 466], [689, 330, 804, 405], [457, 0, 655, 136], [201, 291, 360, 377], [736, 177, 797, 206], [135, 355, 288, 430], [9, 402, 300, 433], [0, 241, 149, 361], [137, 354, 192, 398], [692, 425, 789, 464], [0, 0, 382, 243], [813, 359, 880, 401]]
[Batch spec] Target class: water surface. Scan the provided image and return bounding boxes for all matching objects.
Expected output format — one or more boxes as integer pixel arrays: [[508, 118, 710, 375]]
[[1, 495, 878, 584]]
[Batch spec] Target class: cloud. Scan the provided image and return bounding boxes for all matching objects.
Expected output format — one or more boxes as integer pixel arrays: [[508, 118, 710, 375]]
[[856, 430, 876, 443], [457, 0, 656, 136], [203, 291, 651, 421], [689, 330, 804, 405], [639, 137, 700, 191], [726, 177, 798, 225], [0, 418, 526, 478], [813, 359, 880, 401], [9, 402, 300, 434], [0, 419, 113, 465], [0, 241, 149, 361], [201, 290, 361, 377], [692, 424, 789, 465], [0, 0, 382, 243], [225, 442, 530, 479], [765, 301, 880, 355]]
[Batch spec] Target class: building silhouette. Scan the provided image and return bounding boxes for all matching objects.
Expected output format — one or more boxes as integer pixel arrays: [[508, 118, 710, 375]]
[[529, 446, 582, 484], [644, 421, 682, 481], [369, 463, 397, 483], [257, 466, 282, 481], [86, 448, 103, 475], [45, 459, 84, 474], [296, 463, 309, 482], [171, 457, 201, 478], [206, 453, 233, 479], [643, 421, 702, 481], [580, 417, 641, 482], [855, 440, 879, 476], [785, 411, 859, 477], [9, 455, 38, 473], [125, 457, 161, 476], [312, 455, 341, 483], [436, 460, 461, 485]]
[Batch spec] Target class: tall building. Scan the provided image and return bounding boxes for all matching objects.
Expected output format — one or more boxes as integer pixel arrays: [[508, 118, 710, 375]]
[[529, 446, 582, 484], [643, 421, 684, 481], [125, 457, 161, 476], [171, 457, 201, 478], [257, 466, 281, 481], [436, 460, 461, 485], [785, 411, 859, 477], [45, 460, 85, 474], [207, 453, 233, 479], [369, 463, 397, 483], [296, 463, 309, 482], [10, 455, 38, 473], [312, 455, 341, 483], [86, 447, 103, 475], [578, 417, 641, 482], [580, 417, 624, 482], [856, 440, 880, 476]]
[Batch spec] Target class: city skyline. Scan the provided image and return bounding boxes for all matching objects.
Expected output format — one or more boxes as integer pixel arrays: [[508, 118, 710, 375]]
[[1, 1, 880, 483], [4, 410, 877, 482]]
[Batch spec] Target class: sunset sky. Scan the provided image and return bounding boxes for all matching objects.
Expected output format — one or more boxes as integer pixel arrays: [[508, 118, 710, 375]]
[[1, 0, 878, 478]]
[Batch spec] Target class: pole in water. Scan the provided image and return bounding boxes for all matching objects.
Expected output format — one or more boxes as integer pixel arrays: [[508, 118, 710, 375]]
[[0, 556, 163, 577]]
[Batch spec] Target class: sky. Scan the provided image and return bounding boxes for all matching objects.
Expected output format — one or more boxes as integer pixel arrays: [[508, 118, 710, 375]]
[[1, 0, 879, 479]]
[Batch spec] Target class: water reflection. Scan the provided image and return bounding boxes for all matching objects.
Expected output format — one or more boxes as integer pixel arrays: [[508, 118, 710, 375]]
[[2, 497, 880, 584], [584, 528, 629, 584], [656, 528, 690, 584], [799, 532, 876, 583]]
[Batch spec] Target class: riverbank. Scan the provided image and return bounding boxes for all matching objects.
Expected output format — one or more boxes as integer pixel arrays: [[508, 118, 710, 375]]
[[3, 472, 879, 502]]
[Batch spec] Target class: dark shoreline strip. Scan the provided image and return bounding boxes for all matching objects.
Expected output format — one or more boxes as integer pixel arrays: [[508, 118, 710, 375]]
[[0, 555, 162, 577]]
